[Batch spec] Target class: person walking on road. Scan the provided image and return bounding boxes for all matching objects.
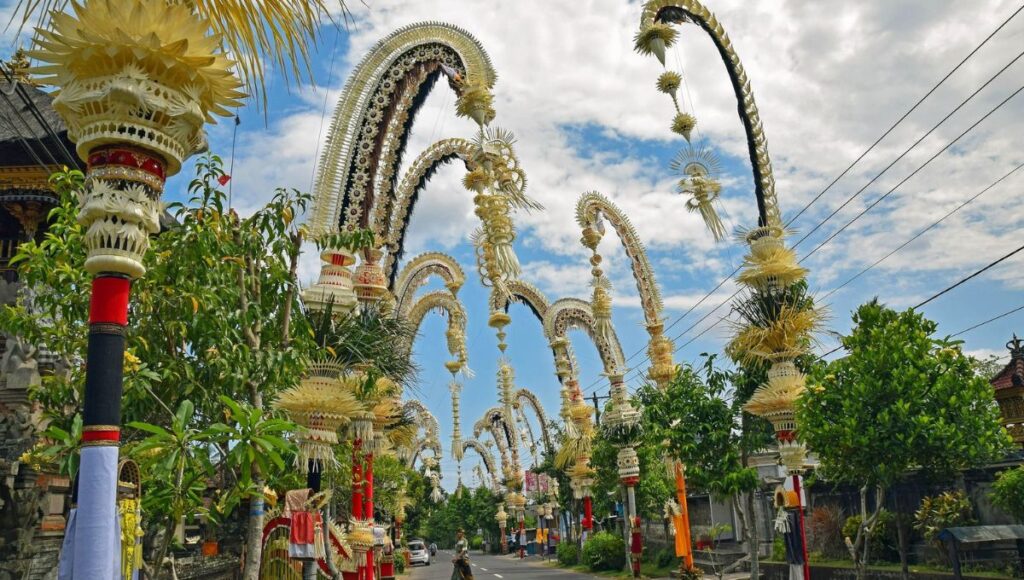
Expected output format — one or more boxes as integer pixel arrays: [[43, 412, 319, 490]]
[[451, 529, 474, 580]]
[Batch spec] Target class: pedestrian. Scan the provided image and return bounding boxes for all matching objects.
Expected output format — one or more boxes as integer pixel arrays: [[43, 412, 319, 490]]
[[451, 528, 474, 580]]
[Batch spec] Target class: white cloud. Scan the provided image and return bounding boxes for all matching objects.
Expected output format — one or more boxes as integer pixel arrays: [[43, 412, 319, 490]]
[[127, 0, 1024, 488]]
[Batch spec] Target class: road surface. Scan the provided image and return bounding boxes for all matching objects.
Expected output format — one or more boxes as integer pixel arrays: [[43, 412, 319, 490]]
[[406, 550, 597, 579]]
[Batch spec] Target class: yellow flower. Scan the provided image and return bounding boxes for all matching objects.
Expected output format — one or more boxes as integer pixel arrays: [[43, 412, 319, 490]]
[[123, 351, 141, 373]]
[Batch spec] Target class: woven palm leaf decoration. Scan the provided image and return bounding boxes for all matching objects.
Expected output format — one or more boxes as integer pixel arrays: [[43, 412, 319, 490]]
[[672, 145, 726, 241]]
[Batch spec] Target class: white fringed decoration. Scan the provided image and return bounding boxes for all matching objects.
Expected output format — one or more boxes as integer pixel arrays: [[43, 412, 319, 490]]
[[348, 412, 375, 445]]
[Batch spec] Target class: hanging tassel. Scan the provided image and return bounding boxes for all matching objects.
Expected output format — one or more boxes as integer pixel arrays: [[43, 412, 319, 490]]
[[591, 277, 615, 348], [678, 168, 726, 241], [492, 242, 521, 278]]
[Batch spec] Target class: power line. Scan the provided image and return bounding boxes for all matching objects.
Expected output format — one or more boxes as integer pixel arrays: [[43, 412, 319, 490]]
[[819, 245, 1024, 358], [819, 162, 1024, 302], [0, 65, 77, 167], [793, 48, 1024, 250], [610, 237, 1024, 390], [952, 305, 1024, 338], [577, 9, 1024, 395], [785, 2, 1024, 227], [800, 82, 1024, 264], [605, 175, 1024, 388], [914, 242, 1024, 309]]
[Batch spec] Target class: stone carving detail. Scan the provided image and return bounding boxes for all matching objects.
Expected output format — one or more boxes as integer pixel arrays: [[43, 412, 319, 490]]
[[1, 336, 40, 392]]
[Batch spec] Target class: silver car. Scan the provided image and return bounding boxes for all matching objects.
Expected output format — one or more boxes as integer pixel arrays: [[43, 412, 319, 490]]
[[408, 540, 430, 566]]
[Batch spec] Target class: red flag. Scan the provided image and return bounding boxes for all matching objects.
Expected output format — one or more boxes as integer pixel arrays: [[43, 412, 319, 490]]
[[217, 174, 231, 186]]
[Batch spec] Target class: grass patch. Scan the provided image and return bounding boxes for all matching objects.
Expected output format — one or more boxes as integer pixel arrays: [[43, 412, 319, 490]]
[[766, 559, 1012, 578], [545, 558, 677, 578]]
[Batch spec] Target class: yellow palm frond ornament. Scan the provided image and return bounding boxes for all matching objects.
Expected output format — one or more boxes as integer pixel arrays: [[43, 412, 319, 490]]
[[275, 360, 364, 473], [30, 0, 244, 278]]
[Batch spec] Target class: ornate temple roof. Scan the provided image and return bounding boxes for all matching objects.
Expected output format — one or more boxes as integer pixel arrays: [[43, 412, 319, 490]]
[[991, 335, 1024, 391], [0, 50, 74, 167]]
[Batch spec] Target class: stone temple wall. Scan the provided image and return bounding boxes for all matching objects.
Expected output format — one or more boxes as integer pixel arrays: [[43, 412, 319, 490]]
[[0, 279, 71, 580]]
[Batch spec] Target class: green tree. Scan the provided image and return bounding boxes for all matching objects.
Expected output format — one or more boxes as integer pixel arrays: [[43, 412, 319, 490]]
[[0, 157, 315, 575], [797, 300, 1011, 580], [637, 355, 760, 574], [129, 400, 222, 572], [991, 466, 1024, 522]]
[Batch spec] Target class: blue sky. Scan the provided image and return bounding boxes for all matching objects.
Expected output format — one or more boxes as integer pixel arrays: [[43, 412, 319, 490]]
[[5, 0, 1024, 489]]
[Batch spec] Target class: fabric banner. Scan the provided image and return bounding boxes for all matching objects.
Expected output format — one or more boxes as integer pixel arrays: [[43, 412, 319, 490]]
[[72, 446, 121, 579]]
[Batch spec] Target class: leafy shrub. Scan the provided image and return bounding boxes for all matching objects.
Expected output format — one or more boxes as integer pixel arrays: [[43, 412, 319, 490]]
[[809, 504, 846, 559], [470, 536, 483, 550], [915, 490, 975, 544], [582, 531, 626, 571], [992, 466, 1024, 522], [771, 536, 785, 561], [556, 541, 579, 566], [843, 509, 898, 562], [655, 547, 677, 568], [394, 553, 406, 573]]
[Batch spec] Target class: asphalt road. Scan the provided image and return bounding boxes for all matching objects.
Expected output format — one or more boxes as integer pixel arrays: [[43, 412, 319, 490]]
[[406, 550, 597, 579]]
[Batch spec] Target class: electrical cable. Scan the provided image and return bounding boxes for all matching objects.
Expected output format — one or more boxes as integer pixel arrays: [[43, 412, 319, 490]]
[[602, 230, 1024, 391], [818, 246, 1024, 358], [309, 22, 343, 193], [914, 242, 1024, 309], [819, 162, 1024, 302], [0, 88, 62, 167], [795, 52, 1024, 252], [0, 65, 78, 167], [951, 305, 1024, 338], [577, 27, 1024, 396], [785, 3, 1024, 227]]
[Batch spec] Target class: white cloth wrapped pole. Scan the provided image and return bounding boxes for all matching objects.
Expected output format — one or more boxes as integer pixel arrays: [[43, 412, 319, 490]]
[[72, 446, 121, 579]]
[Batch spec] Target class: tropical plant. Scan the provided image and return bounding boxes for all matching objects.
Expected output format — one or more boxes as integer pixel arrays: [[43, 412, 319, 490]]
[[638, 356, 759, 498], [327, 306, 420, 384], [32, 414, 84, 477], [842, 510, 898, 563], [915, 491, 975, 546], [581, 530, 626, 572], [637, 355, 760, 574], [799, 300, 1012, 580], [209, 395, 296, 502], [556, 541, 579, 566], [0, 158, 316, 576], [128, 400, 221, 571], [992, 466, 1024, 522], [809, 504, 846, 559]]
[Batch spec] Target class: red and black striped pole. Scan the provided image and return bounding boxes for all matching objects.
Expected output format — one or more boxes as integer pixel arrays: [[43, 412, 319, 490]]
[[62, 146, 166, 579], [72, 275, 131, 575]]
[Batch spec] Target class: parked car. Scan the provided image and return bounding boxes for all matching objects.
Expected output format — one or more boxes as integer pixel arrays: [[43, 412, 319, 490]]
[[408, 540, 431, 566]]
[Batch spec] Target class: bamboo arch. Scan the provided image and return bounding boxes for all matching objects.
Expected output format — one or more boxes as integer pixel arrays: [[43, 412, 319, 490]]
[[515, 388, 553, 455], [473, 408, 514, 479], [543, 298, 625, 375], [462, 439, 501, 490], [401, 290, 469, 372], [393, 251, 465, 312], [576, 191, 675, 386], [310, 22, 497, 235], [638, 0, 780, 227], [406, 437, 443, 470]]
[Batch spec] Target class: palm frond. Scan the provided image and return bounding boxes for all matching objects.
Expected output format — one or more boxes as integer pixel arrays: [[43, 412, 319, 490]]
[[13, 0, 346, 108]]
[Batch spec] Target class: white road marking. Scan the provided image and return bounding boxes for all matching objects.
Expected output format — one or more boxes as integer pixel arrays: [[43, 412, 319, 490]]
[[480, 568, 488, 571], [493, 575, 503, 579]]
